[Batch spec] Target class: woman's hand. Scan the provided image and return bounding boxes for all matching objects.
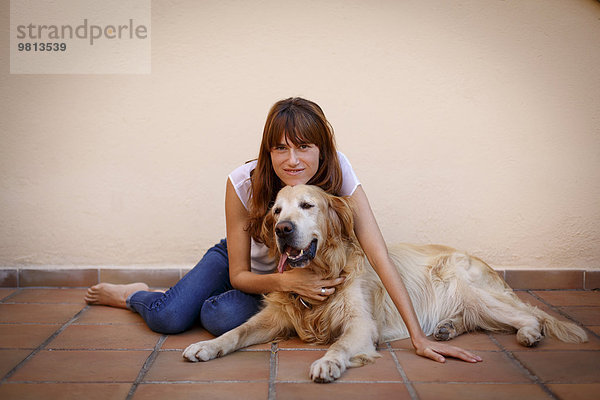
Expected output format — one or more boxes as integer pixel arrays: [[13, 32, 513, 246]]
[[280, 268, 345, 301], [412, 335, 482, 363]]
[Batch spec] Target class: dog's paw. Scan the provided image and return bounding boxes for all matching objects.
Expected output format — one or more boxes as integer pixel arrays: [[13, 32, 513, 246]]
[[434, 320, 457, 341], [310, 357, 345, 383], [516, 327, 542, 347], [182, 341, 220, 362]]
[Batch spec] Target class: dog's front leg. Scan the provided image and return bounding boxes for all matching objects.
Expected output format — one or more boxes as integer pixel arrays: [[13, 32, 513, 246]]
[[183, 309, 288, 362], [310, 315, 379, 383]]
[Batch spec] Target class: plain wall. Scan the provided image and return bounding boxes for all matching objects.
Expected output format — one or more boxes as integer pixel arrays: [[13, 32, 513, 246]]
[[1, 0, 599, 269]]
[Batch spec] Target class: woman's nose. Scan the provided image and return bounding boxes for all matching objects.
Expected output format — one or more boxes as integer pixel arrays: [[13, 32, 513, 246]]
[[287, 149, 299, 165]]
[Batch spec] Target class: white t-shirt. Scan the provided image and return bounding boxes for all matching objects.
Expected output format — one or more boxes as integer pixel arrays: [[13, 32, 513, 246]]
[[228, 151, 360, 274]]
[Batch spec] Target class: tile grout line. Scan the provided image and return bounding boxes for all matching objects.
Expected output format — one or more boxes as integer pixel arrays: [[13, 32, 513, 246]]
[[386, 342, 420, 400], [126, 334, 167, 400], [268, 342, 278, 400], [486, 332, 558, 400], [0, 287, 23, 303], [0, 304, 90, 385]]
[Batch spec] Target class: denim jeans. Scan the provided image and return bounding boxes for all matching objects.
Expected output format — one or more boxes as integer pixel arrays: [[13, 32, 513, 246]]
[[126, 239, 263, 336]]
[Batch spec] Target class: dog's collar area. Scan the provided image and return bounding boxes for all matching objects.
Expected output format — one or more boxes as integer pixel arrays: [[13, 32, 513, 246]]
[[291, 293, 312, 309]]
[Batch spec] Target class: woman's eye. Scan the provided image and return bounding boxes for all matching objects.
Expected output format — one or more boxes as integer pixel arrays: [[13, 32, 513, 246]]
[[300, 202, 314, 210], [299, 144, 312, 150]]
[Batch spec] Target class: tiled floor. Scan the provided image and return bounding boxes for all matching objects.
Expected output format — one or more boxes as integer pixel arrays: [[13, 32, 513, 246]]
[[0, 288, 598, 400]]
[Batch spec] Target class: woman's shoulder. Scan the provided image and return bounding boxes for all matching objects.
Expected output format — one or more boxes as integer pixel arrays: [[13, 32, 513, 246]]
[[229, 160, 257, 185], [337, 151, 360, 196], [228, 160, 257, 210]]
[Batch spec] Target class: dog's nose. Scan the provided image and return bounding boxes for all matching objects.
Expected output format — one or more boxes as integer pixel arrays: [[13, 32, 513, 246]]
[[275, 221, 295, 238]]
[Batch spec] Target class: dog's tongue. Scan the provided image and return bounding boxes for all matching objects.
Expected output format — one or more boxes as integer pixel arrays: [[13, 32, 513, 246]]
[[277, 252, 288, 273]]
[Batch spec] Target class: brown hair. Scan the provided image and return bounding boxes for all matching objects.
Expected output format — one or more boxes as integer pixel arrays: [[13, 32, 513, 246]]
[[247, 97, 342, 242]]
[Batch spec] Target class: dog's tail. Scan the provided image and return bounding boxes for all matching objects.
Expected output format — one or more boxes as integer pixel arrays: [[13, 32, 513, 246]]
[[531, 306, 588, 343]]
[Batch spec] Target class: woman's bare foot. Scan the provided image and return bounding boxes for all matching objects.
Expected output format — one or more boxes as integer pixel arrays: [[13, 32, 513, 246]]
[[84, 282, 149, 308]]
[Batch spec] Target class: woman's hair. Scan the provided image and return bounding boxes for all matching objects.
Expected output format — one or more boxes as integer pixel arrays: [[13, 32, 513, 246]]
[[247, 97, 342, 242]]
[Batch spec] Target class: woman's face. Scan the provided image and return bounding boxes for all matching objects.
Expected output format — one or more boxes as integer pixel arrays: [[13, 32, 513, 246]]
[[270, 136, 320, 187]]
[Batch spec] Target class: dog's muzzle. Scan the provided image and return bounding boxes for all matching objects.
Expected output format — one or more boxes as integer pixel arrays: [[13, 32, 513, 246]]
[[276, 239, 318, 273], [275, 220, 318, 272]]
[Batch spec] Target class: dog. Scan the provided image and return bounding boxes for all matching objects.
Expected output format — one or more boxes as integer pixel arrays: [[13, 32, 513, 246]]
[[183, 185, 588, 383]]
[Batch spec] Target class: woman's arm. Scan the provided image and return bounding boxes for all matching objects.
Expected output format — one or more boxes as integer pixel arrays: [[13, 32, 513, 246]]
[[351, 185, 482, 363], [225, 179, 343, 300]]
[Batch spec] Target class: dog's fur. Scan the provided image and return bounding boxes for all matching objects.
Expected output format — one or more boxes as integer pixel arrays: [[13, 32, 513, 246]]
[[183, 185, 587, 383]]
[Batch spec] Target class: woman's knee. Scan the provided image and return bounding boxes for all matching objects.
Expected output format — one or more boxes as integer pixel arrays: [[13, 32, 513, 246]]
[[200, 290, 262, 336], [145, 313, 194, 335]]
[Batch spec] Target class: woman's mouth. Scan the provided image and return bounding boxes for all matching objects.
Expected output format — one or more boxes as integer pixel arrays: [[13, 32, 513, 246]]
[[284, 168, 304, 175]]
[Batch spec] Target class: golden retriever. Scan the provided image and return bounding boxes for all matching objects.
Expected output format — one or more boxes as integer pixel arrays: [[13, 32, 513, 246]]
[[183, 185, 587, 383]]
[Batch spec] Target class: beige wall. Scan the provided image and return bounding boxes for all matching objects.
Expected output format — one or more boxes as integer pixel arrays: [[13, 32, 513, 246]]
[[1, 0, 599, 269]]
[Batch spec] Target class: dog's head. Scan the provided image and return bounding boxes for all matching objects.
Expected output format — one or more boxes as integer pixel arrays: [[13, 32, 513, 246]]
[[261, 185, 361, 278]]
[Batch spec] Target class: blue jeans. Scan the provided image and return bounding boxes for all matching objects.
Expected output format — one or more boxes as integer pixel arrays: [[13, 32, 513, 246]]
[[126, 239, 263, 336]]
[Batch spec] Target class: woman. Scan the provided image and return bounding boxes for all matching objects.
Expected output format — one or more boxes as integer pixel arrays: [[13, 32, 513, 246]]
[[86, 97, 481, 363]]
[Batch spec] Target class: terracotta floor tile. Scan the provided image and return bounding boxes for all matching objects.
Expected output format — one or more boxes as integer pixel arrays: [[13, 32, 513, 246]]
[[276, 350, 403, 382], [387, 338, 413, 350], [559, 307, 600, 325], [533, 290, 600, 307], [2, 287, 598, 398], [144, 350, 270, 382], [587, 326, 600, 335], [0, 288, 17, 301], [0, 324, 60, 349], [395, 350, 531, 383], [389, 332, 501, 351], [339, 352, 403, 382], [443, 332, 504, 351], [515, 292, 564, 318], [515, 291, 550, 307], [9, 288, 87, 304], [276, 382, 411, 399], [0, 303, 83, 324], [547, 383, 600, 400], [491, 330, 600, 351], [276, 350, 323, 382], [413, 383, 551, 400], [276, 336, 330, 350], [0, 383, 131, 400], [8, 350, 150, 382], [47, 324, 162, 350], [242, 341, 273, 350], [74, 306, 145, 324], [161, 326, 215, 350], [133, 382, 268, 399], [512, 351, 600, 383], [0, 349, 32, 377]]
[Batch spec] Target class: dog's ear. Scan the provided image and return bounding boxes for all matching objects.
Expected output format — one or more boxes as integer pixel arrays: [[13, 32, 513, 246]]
[[260, 209, 276, 251], [327, 194, 355, 240]]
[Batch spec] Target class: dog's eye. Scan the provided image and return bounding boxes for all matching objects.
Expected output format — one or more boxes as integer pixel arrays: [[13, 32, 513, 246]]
[[273, 207, 281, 215], [300, 202, 314, 210]]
